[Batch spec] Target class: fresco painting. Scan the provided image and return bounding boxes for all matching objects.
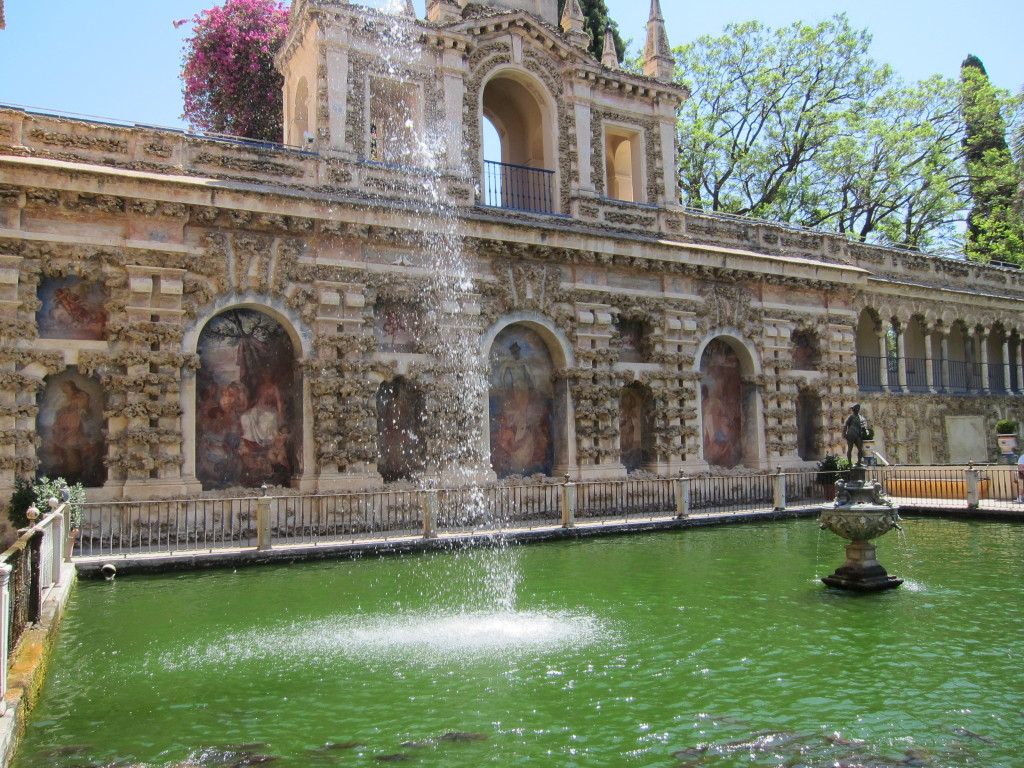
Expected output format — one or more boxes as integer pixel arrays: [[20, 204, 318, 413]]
[[376, 378, 423, 482], [196, 310, 298, 490], [37, 276, 107, 340], [374, 301, 421, 353], [37, 370, 106, 487], [489, 325, 554, 478], [701, 338, 743, 468], [620, 384, 653, 472], [617, 319, 645, 363]]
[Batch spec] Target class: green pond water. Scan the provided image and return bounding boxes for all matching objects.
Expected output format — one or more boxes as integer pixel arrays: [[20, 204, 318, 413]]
[[13, 518, 1024, 768]]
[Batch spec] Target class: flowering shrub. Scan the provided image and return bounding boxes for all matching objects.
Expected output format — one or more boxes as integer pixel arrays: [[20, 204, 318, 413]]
[[180, 0, 289, 142]]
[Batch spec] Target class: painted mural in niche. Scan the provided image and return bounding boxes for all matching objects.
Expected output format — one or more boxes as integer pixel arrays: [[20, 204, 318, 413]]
[[37, 276, 107, 340], [376, 378, 423, 482], [196, 309, 298, 490], [489, 325, 554, 478], [701, 338, 743, 468], [374, 300, 421, 353], [616, 319, 646, 363], [37, 369, 106, 487], [619, 384, 654, 472]]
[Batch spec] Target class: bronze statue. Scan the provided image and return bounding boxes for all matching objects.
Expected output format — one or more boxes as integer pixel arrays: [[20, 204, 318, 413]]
[[843, 403, 869, 466]]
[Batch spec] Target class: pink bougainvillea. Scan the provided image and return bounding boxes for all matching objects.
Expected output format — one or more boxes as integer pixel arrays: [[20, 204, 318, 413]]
[[180, 0, 289, 142]]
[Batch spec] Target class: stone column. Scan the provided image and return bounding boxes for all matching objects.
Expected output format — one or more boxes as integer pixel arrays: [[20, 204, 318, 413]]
[[1017, 336, 1024, 393], [978, 330, 990, 393], [877, 329, 890, 391], [940, 332, 951, 393], [925, 330, 937, 392], [894, 326, 907, 391], [1003, 337, 1013, 394]]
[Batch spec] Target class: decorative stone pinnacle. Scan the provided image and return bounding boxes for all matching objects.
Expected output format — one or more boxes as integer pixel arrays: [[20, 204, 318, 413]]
[[560, 0, 589, 49], [403, 0, 416, 17], [601, 23, 619, 69], [643, 0, 675, 81]]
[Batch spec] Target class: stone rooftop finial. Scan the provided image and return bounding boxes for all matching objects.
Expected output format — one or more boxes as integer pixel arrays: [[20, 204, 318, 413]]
[[643, 0, 674, 81], [1, 0, 6, 30], [559, 0, 589, 50], [403, 0, 416, 16], [601, 22, 619, 69], [426, 0, 461, 23]]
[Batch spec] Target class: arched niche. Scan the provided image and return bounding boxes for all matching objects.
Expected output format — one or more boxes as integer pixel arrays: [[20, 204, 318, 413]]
[[855, 309, 882, 390], [488, 324, 562, 478], [619, 382, 654, 472], [376, 377, 423, 482], [698, 336, 761, 469], [37, 367, 106, 487], [195, 308, 300, 490], [796, 389, 823, 461]]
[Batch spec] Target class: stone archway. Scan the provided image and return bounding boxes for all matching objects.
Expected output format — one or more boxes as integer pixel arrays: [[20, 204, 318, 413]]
[[195, 308, 300, 490], [376, 377, 423, 482]]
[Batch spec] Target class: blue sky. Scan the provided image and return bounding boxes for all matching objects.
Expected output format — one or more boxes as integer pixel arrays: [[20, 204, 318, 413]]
[[0, 0, 1020, 130]]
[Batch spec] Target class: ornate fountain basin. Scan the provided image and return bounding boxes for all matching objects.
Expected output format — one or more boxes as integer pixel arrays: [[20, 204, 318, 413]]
[[818, 507, 900, 542]]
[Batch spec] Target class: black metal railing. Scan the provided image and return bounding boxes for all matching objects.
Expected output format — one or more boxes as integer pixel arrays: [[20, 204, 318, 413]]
[[856, 354, 1016, 395], [482, 160, 556, 214]]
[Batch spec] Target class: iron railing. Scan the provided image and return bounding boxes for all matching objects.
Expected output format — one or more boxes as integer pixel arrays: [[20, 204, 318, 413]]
[[856, 354, 1017, 395], [73, 465, 1024, 560], [482, 160, 556, 214]]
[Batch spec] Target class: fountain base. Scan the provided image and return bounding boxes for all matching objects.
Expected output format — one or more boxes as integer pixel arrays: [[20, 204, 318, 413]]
[[820, 540, 903, 591], [818, 466, 903, 592]]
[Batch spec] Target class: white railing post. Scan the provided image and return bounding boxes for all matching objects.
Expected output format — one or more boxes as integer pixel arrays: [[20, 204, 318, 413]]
[[965, 461, 980, 509], [773, 467, 786, 511], [256, 488, 272, 551], [561, 474, 576, 529], [674, 472, 690, 518], [49, 499, 65, 584], [0, 562, 11, 713]]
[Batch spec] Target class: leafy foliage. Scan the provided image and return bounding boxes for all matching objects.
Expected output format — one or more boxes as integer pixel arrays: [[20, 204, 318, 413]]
[[960, 55, 1024, 263], [557, 0, 624, 62], [995, 418, 1018, 435], [675, 15, 971, 250], [6, 476, 86, 531], [180, 0, 289, 142]]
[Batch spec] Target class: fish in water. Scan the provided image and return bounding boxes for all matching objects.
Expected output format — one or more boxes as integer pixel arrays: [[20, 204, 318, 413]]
[[319, 741, 365, 750], [374, 754, 410, 762], [400, 740, 437, 748], [439, 732, 489, 742], [229, 756, 280, 767], [950, 727, 996, 745]]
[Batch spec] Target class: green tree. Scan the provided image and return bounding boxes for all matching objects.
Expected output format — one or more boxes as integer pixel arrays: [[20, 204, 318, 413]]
[[557, 0, 624, 62], [960, 55, 1024, 262], [675, 15, 971, 250]]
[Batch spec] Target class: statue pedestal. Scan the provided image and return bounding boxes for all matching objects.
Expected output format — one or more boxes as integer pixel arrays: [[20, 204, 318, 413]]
[[821, 540, 903, 591], [818, 466, 903, 592]]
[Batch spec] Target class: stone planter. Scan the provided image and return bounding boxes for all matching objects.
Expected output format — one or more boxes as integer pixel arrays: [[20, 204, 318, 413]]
[[997, 433, 1017, 456]]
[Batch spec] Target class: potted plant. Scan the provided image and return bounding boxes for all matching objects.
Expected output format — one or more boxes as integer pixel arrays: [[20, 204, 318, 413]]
[[816, 454, 851, 499], [995, 419, 1018, 456], [861, 427, 876, 463], [6, 476, 85, 541]]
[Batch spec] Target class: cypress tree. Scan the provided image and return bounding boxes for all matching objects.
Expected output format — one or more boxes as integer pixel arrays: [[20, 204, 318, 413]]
[[557, 0, 625, 62], [960, 54, 1023, 260]]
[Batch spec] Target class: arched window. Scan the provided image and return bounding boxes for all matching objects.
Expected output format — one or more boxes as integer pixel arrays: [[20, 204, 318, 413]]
[[604, 125, 644, 203], [481, 71, 557, 214], [196, 309, 299, 490]]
